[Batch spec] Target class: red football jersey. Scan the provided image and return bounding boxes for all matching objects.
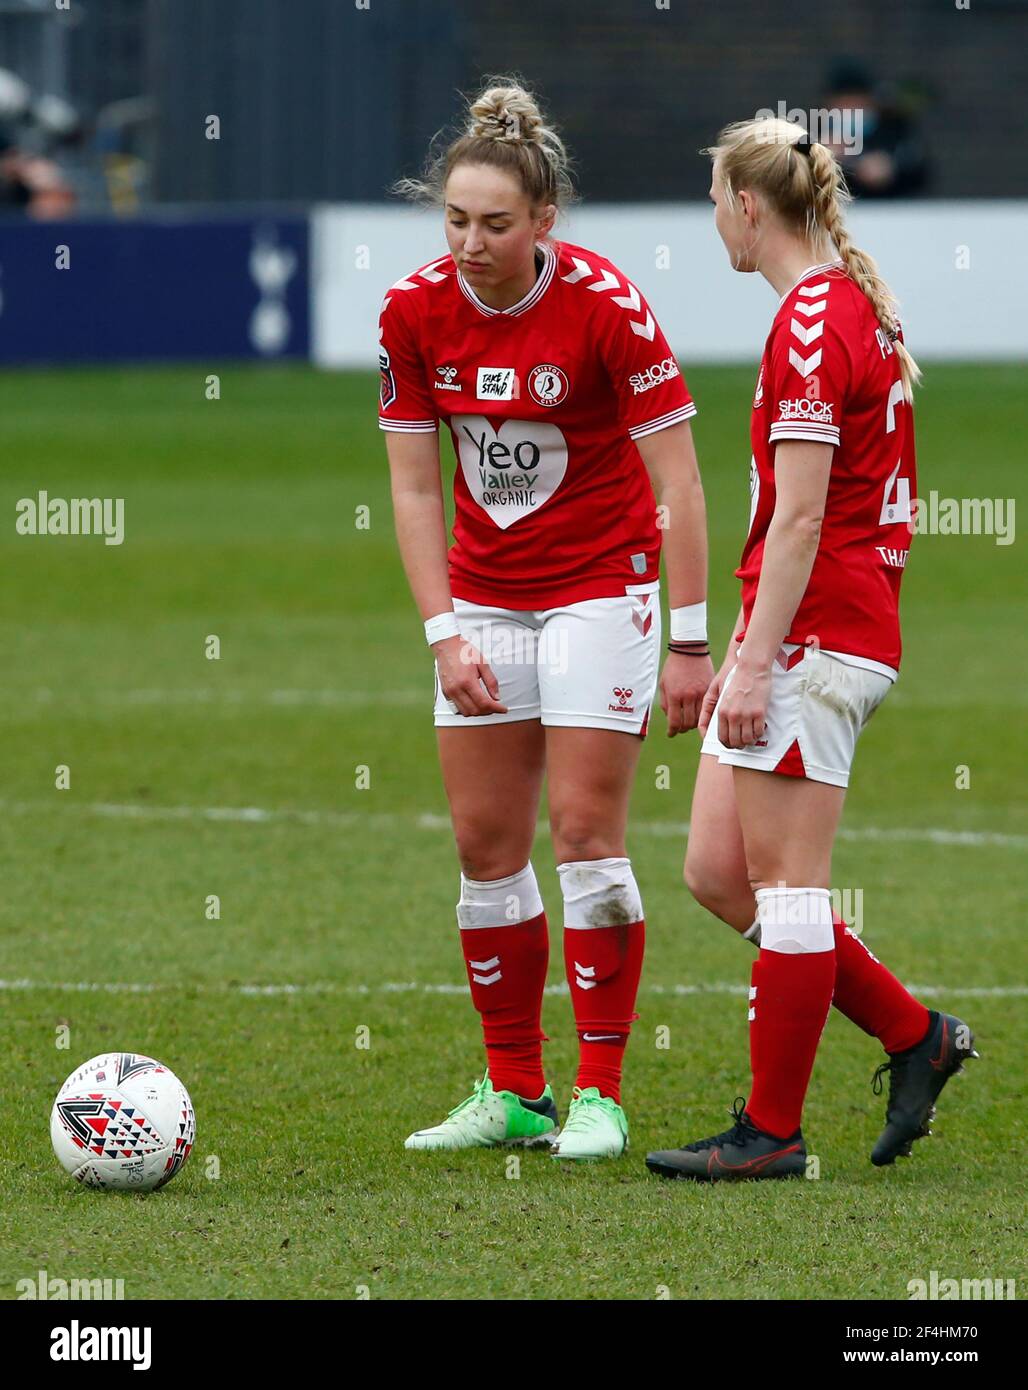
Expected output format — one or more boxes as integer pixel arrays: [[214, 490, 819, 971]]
[[378, 239, 695, 608], [739, 261, 917, 677]]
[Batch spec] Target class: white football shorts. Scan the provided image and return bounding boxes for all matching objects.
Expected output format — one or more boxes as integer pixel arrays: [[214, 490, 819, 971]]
[[433, 581, 661, 736], [700, 642, 892, 788]]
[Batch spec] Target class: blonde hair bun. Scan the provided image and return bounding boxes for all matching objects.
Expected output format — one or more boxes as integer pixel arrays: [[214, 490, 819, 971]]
[[468, 83, 545, 145], [393, 74, 576, 213]]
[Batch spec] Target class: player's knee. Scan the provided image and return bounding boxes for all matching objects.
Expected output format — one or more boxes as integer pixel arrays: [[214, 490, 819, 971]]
[[550, 818, 616, 864], [452, 821, 526, 881], [458, 850, 530, 880], [684, 851, 729, 917]]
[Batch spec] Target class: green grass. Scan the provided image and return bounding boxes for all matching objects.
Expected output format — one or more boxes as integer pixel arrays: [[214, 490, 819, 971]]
[[0, 363, 1025, 1300]]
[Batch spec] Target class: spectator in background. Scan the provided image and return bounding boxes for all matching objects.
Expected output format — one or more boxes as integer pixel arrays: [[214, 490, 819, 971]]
[[823, 58, 929, 198], [0, 123, 76, 217], [0, 67, 77, 217], [0, 122, 32, 208]]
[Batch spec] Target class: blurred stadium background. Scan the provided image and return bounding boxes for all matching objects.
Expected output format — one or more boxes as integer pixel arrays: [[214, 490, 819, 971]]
[[1, 0, 1025, 1301], [1, 0, 1027, 365]]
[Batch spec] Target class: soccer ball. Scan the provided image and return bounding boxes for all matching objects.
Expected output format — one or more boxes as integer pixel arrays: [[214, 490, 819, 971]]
[[50, 1052, 195, 1192]]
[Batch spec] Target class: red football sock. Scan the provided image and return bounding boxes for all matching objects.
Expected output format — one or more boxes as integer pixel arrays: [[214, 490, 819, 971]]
[[747, 947, 836, 1139], [460, 912, 549, 1098], [564, 919, 645, 1105], [831, 914, 930, 1054]]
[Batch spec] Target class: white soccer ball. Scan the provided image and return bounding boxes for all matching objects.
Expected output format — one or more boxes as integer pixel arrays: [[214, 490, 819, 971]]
[[50, 1052, 196, 1192]]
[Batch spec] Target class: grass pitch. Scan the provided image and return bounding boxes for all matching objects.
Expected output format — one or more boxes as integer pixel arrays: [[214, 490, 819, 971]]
[[0, 363, 1024, 1300]]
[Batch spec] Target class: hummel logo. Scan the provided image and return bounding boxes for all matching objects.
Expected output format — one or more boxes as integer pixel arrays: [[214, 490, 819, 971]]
[[434, 365, 461, 392]]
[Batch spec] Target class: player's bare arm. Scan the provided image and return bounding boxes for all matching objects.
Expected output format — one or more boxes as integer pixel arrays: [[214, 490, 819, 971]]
[[719, 440, 832, 749], [385, 430, 506, 717], [698, 603, 744, 737], [636, 420, 715, 736]]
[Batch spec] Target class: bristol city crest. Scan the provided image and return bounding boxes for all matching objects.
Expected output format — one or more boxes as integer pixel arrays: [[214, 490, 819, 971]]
[[528, 364, 569, 407]]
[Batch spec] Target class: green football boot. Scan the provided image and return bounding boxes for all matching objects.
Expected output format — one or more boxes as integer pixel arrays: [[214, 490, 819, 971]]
[[404, 1074, 558, 1151], [550, 1086, 628, 1160]]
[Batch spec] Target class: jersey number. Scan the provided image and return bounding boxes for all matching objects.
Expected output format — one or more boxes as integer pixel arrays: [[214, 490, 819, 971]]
[[878, 379, 912, 526]]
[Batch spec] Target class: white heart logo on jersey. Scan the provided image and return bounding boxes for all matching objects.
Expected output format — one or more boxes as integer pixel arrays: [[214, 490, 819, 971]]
[[453, 415, 568, 530]]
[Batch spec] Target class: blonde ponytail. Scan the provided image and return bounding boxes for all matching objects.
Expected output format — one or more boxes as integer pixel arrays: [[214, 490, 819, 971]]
[[806, 141, 921, 401], [706, 117, 921, 400]]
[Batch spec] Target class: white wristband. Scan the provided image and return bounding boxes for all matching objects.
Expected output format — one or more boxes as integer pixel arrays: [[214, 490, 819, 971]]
[[670, 602, 707, 642], [424, 611, 460, 645]]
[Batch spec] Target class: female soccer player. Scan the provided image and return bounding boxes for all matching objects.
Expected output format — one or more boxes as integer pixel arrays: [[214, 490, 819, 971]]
[[380, 79, 714, 1159], [646, 118, 976, 1181]]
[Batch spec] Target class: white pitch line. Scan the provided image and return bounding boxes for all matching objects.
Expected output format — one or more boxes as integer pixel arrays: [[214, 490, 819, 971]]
[[18, 686, 1024, 711], [0, 978, 1023, 999], [0, 799, 395, 833], [21, 688, 425, 709], [0, 797, 1023, 850]]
